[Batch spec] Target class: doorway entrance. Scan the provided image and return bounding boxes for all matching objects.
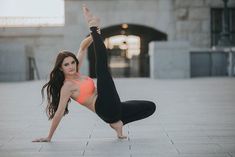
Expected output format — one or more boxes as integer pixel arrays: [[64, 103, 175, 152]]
[[88, 24, 167, 78]]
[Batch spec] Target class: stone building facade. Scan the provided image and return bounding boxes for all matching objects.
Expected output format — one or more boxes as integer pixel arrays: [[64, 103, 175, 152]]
[[0, 0, 234, 81]]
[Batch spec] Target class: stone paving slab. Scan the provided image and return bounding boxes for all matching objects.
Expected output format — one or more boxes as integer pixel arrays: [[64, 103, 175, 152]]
[[0, 78, 235, 157]]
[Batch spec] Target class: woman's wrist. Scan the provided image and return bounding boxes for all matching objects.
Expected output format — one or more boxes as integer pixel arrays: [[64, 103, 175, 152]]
[[47, 135, 52, 140], [47, 136, 51, 141]]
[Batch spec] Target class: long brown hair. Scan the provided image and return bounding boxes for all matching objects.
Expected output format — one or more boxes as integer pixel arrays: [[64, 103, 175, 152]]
[[41, 51, 79, 120]]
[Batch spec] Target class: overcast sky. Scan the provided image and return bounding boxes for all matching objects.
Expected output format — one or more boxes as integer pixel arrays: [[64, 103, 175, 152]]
[[0, 0, 64, 17]]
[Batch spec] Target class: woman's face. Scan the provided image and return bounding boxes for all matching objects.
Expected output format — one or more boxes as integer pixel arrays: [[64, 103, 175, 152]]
[[60, 56, 78, 76]]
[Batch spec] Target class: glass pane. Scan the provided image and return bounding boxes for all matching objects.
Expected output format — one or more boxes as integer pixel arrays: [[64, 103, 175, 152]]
[[211, 8, 235, 46], [230, 33, 235, 45], [211, 8, 222, 32], [230, 9, 235, 32], [212, 33, 221, 46]]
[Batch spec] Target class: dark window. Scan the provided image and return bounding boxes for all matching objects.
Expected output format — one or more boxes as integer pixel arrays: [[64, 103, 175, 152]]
[[211, 8, 235, 46]]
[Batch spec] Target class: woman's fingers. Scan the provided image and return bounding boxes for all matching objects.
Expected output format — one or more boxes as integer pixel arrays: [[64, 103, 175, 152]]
[[118, 135, 127, 139], [32, 138, 40, 142], [32, 137, 50, 142]]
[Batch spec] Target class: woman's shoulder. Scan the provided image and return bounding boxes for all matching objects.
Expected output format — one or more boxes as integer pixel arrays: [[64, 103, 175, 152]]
[[63, 80, 74, 88], [78, 73, 92, 80]]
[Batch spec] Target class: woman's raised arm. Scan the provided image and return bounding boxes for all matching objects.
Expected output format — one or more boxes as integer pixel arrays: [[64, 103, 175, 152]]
[[76, 35, 93, 68]]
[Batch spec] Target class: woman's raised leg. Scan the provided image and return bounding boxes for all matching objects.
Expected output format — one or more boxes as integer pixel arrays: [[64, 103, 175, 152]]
[[83, 5, 123, 124]]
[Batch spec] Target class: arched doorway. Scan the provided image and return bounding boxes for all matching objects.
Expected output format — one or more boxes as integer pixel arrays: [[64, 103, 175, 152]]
[[88, 24, 167, 78]]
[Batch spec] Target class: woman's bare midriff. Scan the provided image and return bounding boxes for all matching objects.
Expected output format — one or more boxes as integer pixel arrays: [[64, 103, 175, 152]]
[[81, 90, 97, 113]]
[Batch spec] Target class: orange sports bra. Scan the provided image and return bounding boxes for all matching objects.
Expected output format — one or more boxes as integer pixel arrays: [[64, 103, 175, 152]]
[[66, 74, 96, 104]]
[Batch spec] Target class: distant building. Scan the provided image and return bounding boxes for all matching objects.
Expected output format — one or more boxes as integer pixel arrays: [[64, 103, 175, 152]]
[[0, 0, 234, 81]]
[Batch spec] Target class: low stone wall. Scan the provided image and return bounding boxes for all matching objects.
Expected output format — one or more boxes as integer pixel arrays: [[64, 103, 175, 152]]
[[149, 41, 190, 79], [0, 27, 64, 81]]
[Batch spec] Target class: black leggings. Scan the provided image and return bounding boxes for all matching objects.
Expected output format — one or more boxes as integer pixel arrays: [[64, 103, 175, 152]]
[[91, 27, 156, 125]]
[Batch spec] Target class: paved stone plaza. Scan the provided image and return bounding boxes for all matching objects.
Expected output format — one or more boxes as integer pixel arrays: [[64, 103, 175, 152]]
[[0, 78, 235, 157]]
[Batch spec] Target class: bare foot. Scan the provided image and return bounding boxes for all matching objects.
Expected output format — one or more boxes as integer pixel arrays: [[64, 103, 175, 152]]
[[82, 4, 100, 28], [110, 120, 127, 139], [82, 4, 93, 23]]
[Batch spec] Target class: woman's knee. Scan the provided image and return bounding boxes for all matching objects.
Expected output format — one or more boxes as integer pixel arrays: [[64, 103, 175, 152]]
[[145, 101, 156, 114]]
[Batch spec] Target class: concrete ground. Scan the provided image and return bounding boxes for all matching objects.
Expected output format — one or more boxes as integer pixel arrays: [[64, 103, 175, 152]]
[[0, 78, 235, 157]]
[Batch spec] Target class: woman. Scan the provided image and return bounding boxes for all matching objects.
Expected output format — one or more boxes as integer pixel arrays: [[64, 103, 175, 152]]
[[33, 5, 156, 142]]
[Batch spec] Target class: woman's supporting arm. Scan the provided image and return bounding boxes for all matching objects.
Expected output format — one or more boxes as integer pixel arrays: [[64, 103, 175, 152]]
[[32, 82, 72, 142]]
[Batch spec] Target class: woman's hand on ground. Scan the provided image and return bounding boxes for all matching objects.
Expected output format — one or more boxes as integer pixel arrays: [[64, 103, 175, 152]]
[[32, 137, 51, 142]]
